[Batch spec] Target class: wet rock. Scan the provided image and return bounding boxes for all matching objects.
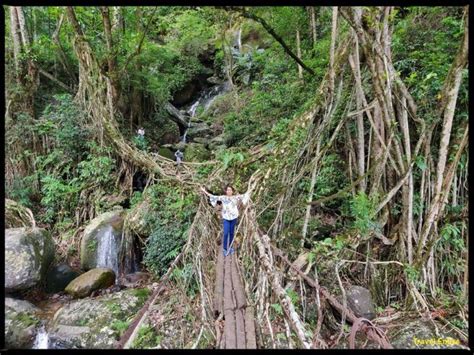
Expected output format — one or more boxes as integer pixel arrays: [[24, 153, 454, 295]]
[[346, 285, 376, 320], [80, 209, 125, 271], [5, 227, 55, 293], [207, 75, 223, 85], [65, 268, 115, 299], [46, 264, 81, 294], [50, 288, 150, 348], [5, 298, 41, 348]]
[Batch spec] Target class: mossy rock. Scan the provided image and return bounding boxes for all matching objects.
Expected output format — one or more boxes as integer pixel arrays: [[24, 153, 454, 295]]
[[50, 288, 150, 348], [5, 298, 41, 349], [184, 142, 211, 162], [158, 147, 174, 160], [5, 227, 55, 293], [64, 268, 115, 298]]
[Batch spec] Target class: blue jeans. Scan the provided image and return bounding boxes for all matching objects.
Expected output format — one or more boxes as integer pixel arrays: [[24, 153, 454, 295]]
[[223, 218, 238, 252]]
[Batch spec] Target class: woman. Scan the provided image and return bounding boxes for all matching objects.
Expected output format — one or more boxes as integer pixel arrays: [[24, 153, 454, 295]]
[[200, 185, 250, 256]]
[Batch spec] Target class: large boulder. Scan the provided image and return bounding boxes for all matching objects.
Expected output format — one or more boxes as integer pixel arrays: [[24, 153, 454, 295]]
[[80, 208, 125, 271], [346, 286, 376, 320], [186, 122, 213, 139], [5, 227, 55, 293], [50, 288, 151, 348], [45, 264, 81, 294], [5, 298, 41, 349], [184, 142, 211, 162], [65, 268, 115, 298]]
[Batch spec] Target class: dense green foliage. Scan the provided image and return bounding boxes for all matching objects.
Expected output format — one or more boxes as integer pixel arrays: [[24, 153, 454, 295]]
[[142, 184, 196, 276]]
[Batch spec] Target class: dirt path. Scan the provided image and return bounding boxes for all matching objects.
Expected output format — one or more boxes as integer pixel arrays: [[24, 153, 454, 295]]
[[213, 247, 257, 349]]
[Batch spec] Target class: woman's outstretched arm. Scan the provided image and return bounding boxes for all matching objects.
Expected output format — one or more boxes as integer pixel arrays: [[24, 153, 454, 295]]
[[200, 186, 224, 207], [235, 190, 251, 205]]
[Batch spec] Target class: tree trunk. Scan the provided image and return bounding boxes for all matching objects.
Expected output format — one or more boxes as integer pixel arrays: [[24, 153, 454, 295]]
[[296, 29, 303, 80], [15, 6, 30, 47], [415, 8, 468, 262], [100, 6, 120, 106], [309, 7, 317, 47], [9, 7, 22, 75], [329, 7, 338, 94], [348, 35, 366, 192]]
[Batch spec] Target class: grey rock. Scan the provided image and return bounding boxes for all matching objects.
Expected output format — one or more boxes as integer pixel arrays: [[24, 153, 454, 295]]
[[5, 227, 55, 292], [50, 288, 150, 348], [5, 297, 41, 349], [186, 122, 212, 139], [346, 285, 376, 320]]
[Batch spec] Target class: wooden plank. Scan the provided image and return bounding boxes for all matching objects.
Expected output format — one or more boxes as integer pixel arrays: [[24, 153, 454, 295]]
[[231, 255, 247, 309], [235, 309, 246, 348], [245, 306, 257, 349], [213, 246, 225, 317], [223, 256, 235, 311], [224, 310, 236, 349]]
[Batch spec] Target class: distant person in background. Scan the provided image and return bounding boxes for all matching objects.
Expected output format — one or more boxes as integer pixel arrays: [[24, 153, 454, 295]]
[[134, 127, 147, 151], [175, 149, 184, 165]]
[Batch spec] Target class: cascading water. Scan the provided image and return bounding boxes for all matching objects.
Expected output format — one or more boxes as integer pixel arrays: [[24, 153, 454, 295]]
[[96, 225, 120, 277], [187, 100, 201, 118], [33, 325, 50, 349]]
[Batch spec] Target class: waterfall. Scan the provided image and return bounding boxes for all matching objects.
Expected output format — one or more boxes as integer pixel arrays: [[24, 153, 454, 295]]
[[187, 99, 200, 118], [179, 77, 232, 144], [96, 225, 120, 277], [33, 325, 49, 349], [237, 27, 242, 52]]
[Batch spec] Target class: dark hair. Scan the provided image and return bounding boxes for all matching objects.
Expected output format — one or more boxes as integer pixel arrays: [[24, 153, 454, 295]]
[[224, 185, 234, 193]]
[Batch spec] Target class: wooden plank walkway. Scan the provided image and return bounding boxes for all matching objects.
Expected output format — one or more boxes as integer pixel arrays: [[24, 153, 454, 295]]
[[213, 246, 256, 349]]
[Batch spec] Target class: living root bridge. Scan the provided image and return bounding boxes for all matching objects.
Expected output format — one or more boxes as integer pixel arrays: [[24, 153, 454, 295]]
[[271, 245, 393, 349]]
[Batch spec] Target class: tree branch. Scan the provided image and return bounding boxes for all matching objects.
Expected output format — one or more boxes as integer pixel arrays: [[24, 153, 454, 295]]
[[225, 6, 315, 76]]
